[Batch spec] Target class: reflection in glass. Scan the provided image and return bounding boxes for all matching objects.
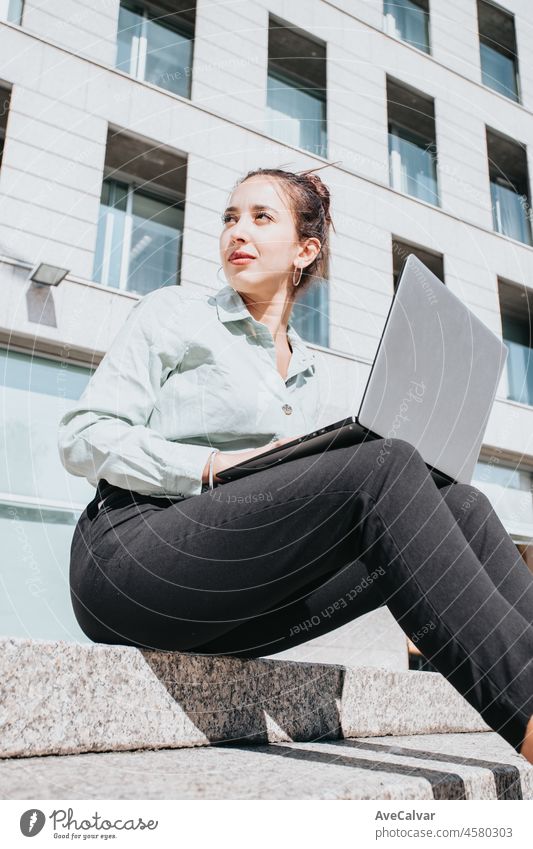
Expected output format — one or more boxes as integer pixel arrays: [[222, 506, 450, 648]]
[[480, 41, 519, 101], [491, 179, 532, 245], [129, 192, 183, 296], [0, 504, 88, 641], [473, 459, 533, 540], [0, 349, 93, 504], [115, 0, 192, 98], [115, 2, 142, 74], [0, 349, 94, 640], [501, 314, 533, 406], [266, 71, 327, 158], [144, 14, 192, 97], [93, 179, 183, 295], [389, 127, 438, 205], [384, 0, 429, 53], [291, 281, 329, 347], [7, 0, 23, 25]]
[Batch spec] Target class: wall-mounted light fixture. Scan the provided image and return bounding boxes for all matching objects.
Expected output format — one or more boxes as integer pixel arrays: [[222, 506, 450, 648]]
[[28, 263, 70, 287]]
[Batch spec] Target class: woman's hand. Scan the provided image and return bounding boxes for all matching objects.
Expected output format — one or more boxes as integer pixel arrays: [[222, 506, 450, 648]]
[[202, 436, 302, 485]]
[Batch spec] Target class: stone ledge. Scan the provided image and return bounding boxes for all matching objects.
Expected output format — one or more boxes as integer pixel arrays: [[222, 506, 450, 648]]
[[0, 637, 489, 759], [2, 733, 531, 800]]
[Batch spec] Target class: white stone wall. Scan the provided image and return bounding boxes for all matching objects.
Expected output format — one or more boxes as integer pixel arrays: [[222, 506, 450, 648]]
[[0, 0, 531, 466], [21, 0, 119, 65]]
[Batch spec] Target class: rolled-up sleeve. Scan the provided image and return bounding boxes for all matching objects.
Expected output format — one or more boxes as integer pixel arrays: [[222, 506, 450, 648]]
[[57, 292, 216, 498]]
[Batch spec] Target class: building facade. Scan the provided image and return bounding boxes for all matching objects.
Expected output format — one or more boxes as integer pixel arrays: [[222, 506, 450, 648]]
[[0, 0, 532, 648]]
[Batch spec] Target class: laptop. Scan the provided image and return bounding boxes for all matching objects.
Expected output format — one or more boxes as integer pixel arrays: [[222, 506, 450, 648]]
[[217, 254, 508, 488]]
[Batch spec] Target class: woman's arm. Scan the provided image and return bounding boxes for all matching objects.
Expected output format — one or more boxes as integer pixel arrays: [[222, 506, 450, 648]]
[[57, 290, 217, 499], [201, 435, 299, 485]]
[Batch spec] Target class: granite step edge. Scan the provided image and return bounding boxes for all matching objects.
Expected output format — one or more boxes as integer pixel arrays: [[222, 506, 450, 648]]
[[2, 732, 531, 800], [0, 637, 489, 758]]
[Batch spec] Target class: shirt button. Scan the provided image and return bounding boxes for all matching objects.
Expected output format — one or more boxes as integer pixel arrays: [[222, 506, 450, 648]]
[[282, 404, 293, 415]]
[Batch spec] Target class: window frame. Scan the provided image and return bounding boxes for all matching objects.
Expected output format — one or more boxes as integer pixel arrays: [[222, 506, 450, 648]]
[[266, 64, 328, 158], [386, 75, 439, 206], [477, 0, 521, 103], [115, 0, 194, 97], [0, 86, 11, 169], [0, 0, 23, 25], [391, 236, 445, 291], [94, 174, 184, 293], [267, 12, 328, 158], [383, 0, 431, 55], [388, 122, 439, 205], [498, 278, 533, 407], [486, 126, 532, 245]]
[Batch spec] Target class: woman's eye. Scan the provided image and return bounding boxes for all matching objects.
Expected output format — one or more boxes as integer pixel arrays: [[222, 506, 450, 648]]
[[222, 212, 271, 223]]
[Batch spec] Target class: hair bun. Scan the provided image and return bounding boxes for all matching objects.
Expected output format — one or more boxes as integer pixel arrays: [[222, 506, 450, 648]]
[[301, 172, 332, 224]]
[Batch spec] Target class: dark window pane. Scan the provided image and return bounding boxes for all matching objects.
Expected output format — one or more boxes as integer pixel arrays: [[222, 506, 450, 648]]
[[7, 0, 23, 25], [384, 0, 430, 53], [291, 281, 329, 347], [267, 70, 327, 157], [480, 42, 518, 101], [116, 2, 143, 74], [144, 16, 193, 97]]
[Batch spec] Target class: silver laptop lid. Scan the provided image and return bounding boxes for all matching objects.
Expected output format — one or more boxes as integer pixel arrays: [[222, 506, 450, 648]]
[[358, 254, 508, 484]]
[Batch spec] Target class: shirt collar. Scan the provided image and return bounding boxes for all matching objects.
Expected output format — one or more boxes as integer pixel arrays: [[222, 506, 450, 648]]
[[214, 283, 252, 324], [214, 284, 315, 378]]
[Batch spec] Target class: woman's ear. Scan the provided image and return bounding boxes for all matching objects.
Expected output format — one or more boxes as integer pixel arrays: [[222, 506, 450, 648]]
[[299, 237, 321, 267]]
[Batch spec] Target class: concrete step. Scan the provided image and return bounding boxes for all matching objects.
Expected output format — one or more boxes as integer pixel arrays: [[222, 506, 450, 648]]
[[1, 732, 532, 800], [265, 607, 409, 670], [1, 637, 491, 758]]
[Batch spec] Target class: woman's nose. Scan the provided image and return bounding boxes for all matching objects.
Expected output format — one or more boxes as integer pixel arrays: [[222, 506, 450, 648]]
[[228, 216, 253, 242], [229, 230, 249, 245]]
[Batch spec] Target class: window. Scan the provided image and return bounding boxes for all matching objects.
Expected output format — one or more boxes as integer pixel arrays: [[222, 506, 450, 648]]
[[115, 0, 195, 97], [387, 77, 438, 205], [266, 14, 327, 158], [487, 128, 532, 245], [291, 279, 329, 347], [477, 0, 519, 102], [0, 86, 10, 169], [0, 0, 23, 24], [93, 127, 186, 295], [0, 347, 94, 641], [498, 278, 533, 406], [392, 237, 444, 291], [384, 0, 430, 54], [473, 455, 533, 548]]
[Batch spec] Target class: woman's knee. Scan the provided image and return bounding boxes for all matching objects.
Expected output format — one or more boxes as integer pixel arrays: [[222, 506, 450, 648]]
[[375, 437, 427, 474], [442, 482, 494, 520]]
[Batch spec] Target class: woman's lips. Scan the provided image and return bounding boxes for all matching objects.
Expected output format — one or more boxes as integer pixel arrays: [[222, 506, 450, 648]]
[[229, 256, 255, 265]]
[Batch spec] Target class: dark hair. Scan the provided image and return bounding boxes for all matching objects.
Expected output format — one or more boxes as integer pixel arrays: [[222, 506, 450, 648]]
[[232, 166, 336, 295]]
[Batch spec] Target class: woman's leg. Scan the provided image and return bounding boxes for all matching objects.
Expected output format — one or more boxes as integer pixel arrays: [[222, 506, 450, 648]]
[[438, 483, 533, 625], [197, 480, 533, 669], [428, 482, 533, 761], [194, 445, 533, 753], [70, 437, 533, 753], [193, 554, 387, 657]]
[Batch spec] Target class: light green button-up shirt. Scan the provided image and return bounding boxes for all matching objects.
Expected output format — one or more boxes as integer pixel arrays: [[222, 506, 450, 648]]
[[58, 283, 320, 499]]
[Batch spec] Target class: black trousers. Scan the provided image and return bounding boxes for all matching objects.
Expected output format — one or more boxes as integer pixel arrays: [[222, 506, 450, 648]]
[[69, 438, 533, 753]]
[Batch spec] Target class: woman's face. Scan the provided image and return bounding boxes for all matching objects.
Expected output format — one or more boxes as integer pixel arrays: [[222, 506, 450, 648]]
[[219, 176, 302, 298]]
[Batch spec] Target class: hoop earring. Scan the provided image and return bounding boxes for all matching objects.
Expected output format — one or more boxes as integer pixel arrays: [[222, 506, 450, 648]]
[[292, 265, 303, 287]]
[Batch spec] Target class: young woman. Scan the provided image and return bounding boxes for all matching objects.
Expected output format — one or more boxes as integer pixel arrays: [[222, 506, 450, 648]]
[[59, 167, 533, 763]]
